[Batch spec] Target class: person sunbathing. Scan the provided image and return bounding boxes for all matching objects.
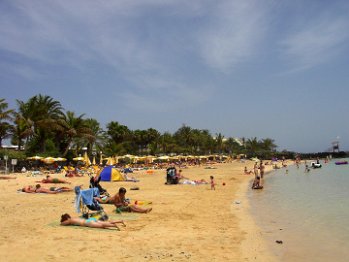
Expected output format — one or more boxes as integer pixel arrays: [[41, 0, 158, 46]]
[[21, 184, 72, 193], [95, 187, 152, 213], [65, 170, 83, 177], [34, 184, 72, 193], [0, 176, 16, 179], [40, 175, 71, 184], [60, 213, 125, 229], [22, 185, 36, 193]]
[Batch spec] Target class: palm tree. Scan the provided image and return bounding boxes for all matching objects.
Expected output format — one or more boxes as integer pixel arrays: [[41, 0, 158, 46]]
[[159, 132, 176, 155], [0, 122, 14, 148], [225, 137, 243, 155], [106, 121, 131, 144], [57, 111, 95, 156], [261, 138, 277, 152], [12, 113, 34, 150], [141, 128, 160, 154], [215, 133, 225, 154], [105, 121, 132, 155], [245, 137, 259, 156], [174, 124, 194, 153], [132, 129, 148, 154], [16, 95, 64, 152], [0, 99, 14, 148], [84, 118, 107, 154]]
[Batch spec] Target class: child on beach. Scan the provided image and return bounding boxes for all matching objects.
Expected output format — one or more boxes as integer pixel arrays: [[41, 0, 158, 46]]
[[251, 177, 263, 190], [244, 166, 252, 175], [210, 176, 216, 190]]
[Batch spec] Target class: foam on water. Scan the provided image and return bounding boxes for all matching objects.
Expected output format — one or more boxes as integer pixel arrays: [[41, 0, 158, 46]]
[[248, 159, 349, 261]]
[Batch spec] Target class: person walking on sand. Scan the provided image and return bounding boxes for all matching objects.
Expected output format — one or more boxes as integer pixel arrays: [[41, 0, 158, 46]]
[[210, 176, 216, 190], [259, 161, 265, 179], [253, 162, 259, 178]]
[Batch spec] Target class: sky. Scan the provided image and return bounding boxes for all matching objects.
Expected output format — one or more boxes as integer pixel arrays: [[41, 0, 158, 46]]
[[1, 0, 349, 153]]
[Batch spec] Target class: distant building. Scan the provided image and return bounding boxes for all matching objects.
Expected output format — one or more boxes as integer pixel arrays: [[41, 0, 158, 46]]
[[1, 145, 24, 151], [233, 138, 244, 146]]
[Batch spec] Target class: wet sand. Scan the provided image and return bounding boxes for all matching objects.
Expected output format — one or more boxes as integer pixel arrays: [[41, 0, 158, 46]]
[[0, 161, 275, 261]]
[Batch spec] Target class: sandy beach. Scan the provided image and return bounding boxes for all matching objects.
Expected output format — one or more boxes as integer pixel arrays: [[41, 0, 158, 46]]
[[0, 161, 276, 261]]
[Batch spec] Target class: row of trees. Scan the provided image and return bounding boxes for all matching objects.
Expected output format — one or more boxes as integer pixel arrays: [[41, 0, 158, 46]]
[[0, 95, 278, 160]]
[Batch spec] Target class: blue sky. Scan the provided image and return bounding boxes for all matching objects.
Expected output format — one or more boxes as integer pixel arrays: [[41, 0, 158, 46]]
[[1, 0, 349, 153]]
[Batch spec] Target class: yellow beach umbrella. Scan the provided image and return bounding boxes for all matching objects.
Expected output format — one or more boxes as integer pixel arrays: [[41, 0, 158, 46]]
[[122, 154, 134, 158], [157, 155, 170, 162], [92, 156, 96, 165], [73, 156, 85, 161], [84, 151, 91, 166], [27, 155, 43, 160], [106, 157, 115, 166], [145, 155, 155, 163], [42, 157, 56, 164], [55, 157, 67, 162]]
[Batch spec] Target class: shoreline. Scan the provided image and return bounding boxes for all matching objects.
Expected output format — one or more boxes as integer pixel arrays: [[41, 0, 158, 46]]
[[236, 164, 278, 261]]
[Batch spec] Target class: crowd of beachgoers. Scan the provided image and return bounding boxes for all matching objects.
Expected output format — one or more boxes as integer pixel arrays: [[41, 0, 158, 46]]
[[3, 156, 234, 230]]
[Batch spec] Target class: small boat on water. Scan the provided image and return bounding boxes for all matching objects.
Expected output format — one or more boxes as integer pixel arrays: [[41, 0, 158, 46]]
[[335, 161, 348, 165], [311, 162, 322, 168]]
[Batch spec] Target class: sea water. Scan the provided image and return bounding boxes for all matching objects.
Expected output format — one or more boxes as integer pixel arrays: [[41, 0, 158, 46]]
[[248, 159, 349, 261]]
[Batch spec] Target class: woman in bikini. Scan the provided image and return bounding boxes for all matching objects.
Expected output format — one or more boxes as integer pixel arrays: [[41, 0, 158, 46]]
[[60, 213, 125, 229]]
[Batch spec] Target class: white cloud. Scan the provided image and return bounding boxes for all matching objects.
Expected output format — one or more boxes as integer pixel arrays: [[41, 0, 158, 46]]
[[120, 77, 213, 112], [280, 16, 349, 71], [195, 0, 270, 72]]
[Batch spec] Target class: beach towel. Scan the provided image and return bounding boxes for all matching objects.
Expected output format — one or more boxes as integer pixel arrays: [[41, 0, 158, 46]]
[[180, 179, 208, 185], [47, 221, 119, 231]]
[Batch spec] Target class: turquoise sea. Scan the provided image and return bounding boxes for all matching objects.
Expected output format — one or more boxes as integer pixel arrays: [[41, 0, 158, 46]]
[[248, 159, 349, 261]]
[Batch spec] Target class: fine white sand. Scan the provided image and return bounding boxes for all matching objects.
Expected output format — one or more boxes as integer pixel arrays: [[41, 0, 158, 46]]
[[0, 161, 276, 261]]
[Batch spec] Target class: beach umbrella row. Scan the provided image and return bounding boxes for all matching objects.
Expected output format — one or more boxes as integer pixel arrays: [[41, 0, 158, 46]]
[[26, 156, 67, 164]]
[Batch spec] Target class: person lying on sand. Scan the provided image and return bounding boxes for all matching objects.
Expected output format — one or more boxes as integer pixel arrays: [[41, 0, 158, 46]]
[[22, 185, 36, 193], [0, 176, 16, 179], [21, 184, 73, 193], [34, 184, 72, 193], [95, 187, 152, 213], [39, 175, 71, 184], [65, 171, 83, 177], [60, 213, 125, 229]]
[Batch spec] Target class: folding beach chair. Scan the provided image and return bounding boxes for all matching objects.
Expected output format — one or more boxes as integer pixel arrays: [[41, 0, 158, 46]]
[[166, 167, 178, 184], [74, 186, 108, 220]]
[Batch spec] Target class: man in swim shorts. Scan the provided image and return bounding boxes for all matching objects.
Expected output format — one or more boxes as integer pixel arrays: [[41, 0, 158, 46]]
[[41, 175, 71, 184], [96, 187, 152, 213], [35, 184, 72, 194]]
